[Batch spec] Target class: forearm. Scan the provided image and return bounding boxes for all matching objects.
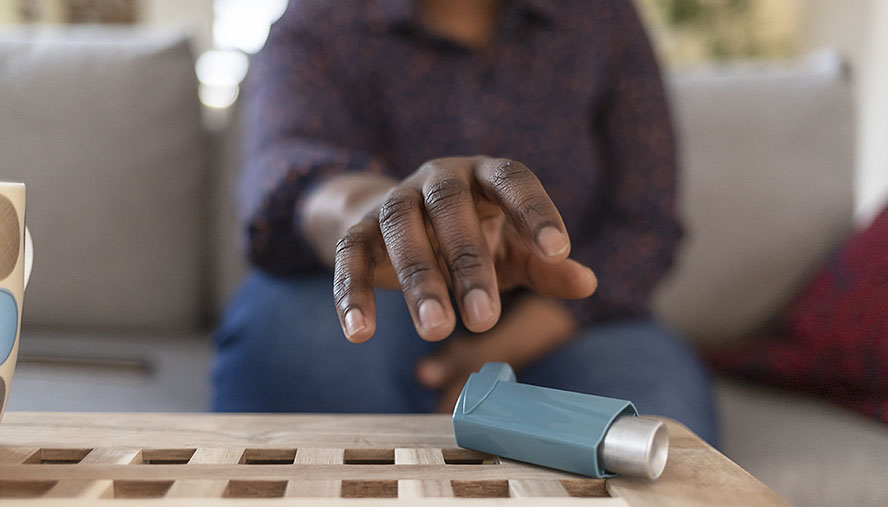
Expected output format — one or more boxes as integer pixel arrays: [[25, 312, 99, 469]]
[[301, 172, 398, 267], [241, 5, 392, 273]]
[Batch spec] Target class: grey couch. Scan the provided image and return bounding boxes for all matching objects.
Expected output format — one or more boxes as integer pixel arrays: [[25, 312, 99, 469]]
[[1, 28, 886, 507]]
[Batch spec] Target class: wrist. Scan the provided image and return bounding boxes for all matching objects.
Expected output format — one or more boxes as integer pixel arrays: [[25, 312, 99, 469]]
[[301, 173, 397, 266]]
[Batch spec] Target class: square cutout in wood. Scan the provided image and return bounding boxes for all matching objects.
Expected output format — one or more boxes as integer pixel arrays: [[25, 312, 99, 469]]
[[239, 449, 297, 465], [0, 481, 56, 498], [141, 449, 196, 465], [442, 448, 499, 465], [24, 449, 92, 465], [114, 480, 174, 498], [224, 480, 288, 498], [561, 479, 609, 497], [340, 480, 398, 498], [451, 480, 510, 498], [343, 449, 395, 465]]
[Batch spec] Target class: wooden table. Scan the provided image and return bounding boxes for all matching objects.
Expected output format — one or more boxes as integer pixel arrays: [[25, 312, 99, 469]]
[[0, 413, 789, 506]]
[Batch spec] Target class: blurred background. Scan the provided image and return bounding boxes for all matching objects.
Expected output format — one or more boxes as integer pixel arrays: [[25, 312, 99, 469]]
[[2, 0, 885, 217], [1, 2, 887, 506]]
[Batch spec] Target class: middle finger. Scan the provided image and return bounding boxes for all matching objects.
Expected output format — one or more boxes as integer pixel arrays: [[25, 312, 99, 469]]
[[422, 171, 501, 333]]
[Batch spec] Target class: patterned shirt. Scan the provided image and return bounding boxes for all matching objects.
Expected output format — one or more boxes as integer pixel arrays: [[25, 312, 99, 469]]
[[240, 0, 681, 325]]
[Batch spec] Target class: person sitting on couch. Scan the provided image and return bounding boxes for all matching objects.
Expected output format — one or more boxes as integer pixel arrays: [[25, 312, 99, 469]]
[[212, 0, 718, 445]]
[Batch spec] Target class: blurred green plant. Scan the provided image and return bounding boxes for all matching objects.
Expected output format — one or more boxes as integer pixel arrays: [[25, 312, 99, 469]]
[[637, 0, 796, 63]]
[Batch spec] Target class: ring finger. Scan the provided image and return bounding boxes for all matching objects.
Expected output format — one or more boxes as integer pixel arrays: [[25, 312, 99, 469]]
[[422, 172, 501, 333]]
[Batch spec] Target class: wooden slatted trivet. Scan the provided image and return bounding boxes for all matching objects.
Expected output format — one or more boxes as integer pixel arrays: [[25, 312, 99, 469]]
[[0, 413, 790, 505]]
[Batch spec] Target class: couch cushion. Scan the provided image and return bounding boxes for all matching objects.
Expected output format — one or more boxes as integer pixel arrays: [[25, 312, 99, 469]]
[[209, 103, 248, 315], [655, 56, 856, 344], [709, 202, 888, 423], [0, 28, 208, 331]]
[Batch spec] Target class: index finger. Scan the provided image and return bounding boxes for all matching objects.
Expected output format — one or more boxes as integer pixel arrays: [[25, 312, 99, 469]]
[[474, 158, 570, 263]]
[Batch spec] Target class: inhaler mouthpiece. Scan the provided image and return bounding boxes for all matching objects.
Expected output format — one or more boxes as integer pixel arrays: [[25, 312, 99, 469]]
[[600, 416, 669, 480]]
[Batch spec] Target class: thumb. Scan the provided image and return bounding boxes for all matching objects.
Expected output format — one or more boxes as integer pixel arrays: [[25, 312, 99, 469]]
[[416, 355, 451, 388], [416, 338, 480, 389], [526, 257, 597, 299]]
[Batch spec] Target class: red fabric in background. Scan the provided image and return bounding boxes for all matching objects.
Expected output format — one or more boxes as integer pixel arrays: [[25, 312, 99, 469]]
[[708, 203, 888, 423]]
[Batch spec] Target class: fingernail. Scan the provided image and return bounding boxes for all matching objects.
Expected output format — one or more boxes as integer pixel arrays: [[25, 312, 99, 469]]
[[418, 360, 446, 387], [344, 308, 366, 338], [537, 226, 569, 257], [419, 299, 446, 330], [464, 288, 494, 324]]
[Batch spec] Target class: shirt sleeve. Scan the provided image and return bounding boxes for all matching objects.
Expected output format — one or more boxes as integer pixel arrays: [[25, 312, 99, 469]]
[[564, 2, 682, 326], [238, 6, 390, 274]]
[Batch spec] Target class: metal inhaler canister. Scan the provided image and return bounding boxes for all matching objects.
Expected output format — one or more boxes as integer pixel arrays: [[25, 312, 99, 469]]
[[451, 362, 669, 480]]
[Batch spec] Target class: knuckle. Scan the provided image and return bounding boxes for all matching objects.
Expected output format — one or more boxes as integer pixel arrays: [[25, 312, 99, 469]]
[[333, 257, 371, 309], [516, 194, 551, 222], [490, 158, 532, 190], [424, 177, 470, 213], [396, 260, 434, 291], [334, 228, 368, 259], [333, 224, 378, 311], [378, 189, 419, 229], [332, 263, 359, 305], [332, 273, 353, 307], [418, 157, 457, 175], [418, 160, 440, 175], [334, 223, 379, 264], [447, 245, 485, 279]]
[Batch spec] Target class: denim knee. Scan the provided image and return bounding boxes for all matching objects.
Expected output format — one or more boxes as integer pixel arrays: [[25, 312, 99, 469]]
[[522, 319, 719, 446], [211, 271, 438, 413]]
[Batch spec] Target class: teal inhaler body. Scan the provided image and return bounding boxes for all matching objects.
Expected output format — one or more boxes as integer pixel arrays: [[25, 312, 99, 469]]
[[451, 362, 668, 480]]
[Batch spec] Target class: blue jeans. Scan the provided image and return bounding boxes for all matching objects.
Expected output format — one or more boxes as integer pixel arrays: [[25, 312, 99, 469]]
[[212, 271, 718, 445]]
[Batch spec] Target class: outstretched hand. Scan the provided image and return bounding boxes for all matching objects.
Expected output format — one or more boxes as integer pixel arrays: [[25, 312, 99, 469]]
[[332, 156, 597, 342]]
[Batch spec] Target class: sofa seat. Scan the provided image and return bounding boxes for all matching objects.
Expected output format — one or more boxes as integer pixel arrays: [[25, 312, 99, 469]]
[[7, 331, 211, 412], [717, 378, 888, 507]]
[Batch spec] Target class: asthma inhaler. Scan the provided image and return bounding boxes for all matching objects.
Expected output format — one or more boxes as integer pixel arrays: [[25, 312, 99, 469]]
[[451, 362, 669, 480]]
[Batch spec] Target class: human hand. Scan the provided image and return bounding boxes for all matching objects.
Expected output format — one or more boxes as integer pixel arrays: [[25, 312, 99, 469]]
[[333, 156, 597, 342], [416, 295, 578, 412]]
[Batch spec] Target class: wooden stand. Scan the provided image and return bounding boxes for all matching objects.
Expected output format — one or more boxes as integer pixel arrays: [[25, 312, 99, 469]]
[[0, 413, 789, 505]]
